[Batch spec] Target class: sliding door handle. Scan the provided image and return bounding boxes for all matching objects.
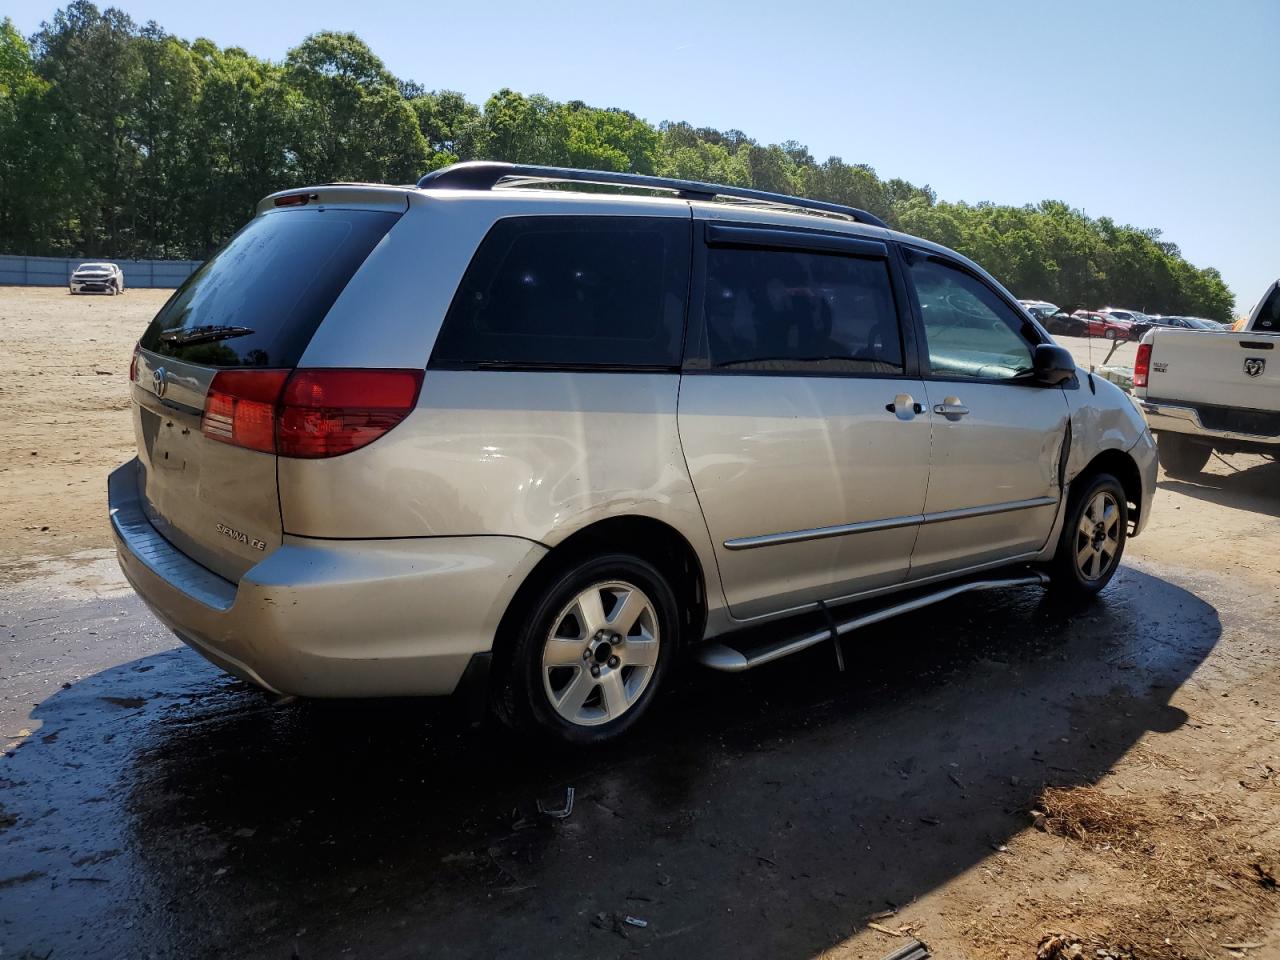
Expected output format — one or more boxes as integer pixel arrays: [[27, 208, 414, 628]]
[[933, 397, 969, 421]]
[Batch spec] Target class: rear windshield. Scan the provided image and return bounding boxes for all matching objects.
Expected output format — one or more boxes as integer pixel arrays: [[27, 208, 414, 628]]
[[139, 208, 400, 367]]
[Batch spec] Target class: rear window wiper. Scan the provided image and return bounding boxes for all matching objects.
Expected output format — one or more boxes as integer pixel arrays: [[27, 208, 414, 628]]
[[159, 324, 255, 346]]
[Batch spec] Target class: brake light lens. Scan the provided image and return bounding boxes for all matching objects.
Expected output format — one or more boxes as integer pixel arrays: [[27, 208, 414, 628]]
[[277, 369, 423, 458], [202, 370, 290, 452], [129, 345, 139, 384], [273, 193, 312, 207], [1133, 342, 1152, 388], [199, 368, 423, 458]]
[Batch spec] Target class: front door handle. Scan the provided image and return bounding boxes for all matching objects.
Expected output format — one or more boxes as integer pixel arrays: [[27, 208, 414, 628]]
[[886, 394, 924, 420], [933, 396, 970, 421]]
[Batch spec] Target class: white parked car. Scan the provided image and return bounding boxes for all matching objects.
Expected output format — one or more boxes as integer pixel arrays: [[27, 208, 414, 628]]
[[69, 262, 125, 295]]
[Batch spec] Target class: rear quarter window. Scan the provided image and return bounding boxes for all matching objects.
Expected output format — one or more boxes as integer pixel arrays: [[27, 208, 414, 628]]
[[430, 216, 691, 370], [140, 208, 401, 368]]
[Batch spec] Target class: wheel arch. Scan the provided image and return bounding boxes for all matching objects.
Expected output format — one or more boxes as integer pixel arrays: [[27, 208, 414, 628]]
[[1071, 448, 1144, 533], [492, 514, 709, 673]]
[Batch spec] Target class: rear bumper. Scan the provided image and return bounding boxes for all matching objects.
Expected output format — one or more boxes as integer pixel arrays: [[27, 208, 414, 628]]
[[1138, 399, 1280, 447], [109, 460, 546, 697]]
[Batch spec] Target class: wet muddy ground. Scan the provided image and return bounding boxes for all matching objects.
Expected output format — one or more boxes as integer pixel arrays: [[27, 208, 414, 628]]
[[2, 526, 1276, 958]]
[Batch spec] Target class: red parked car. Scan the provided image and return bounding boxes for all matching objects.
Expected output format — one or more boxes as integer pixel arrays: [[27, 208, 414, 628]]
[[1072, 311, 1133, 340]]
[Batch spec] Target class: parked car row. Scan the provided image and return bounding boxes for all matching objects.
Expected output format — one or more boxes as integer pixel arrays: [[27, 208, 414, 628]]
[[1019, 300, 1226, 341]]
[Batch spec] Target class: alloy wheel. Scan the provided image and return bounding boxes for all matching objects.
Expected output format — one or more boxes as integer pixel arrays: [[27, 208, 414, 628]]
[[541, 580, 660, 727], [1075, 490, 1121, 581]]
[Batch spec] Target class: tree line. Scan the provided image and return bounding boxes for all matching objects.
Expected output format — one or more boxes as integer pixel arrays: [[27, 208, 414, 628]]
[[0, 2, 1235, 320]]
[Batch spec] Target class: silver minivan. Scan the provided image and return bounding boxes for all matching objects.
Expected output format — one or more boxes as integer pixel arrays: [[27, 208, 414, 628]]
[[109, 162, 1157, 744]]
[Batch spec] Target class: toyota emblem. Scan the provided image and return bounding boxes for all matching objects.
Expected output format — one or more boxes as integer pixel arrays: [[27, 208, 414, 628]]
[[152, 366, 167, 397]]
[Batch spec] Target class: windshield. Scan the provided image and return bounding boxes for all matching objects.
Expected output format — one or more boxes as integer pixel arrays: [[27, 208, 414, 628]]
[[139, 208, 399, 367]]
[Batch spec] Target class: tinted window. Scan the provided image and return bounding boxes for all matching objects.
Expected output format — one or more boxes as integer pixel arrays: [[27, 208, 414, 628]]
[[140, 208, 400, 368], [908, 257, 1035, 380], [431, 217, 690, 369], [702, 247, 904, 374]]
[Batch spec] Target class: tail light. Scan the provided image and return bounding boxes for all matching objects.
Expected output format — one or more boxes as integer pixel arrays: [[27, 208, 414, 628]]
[[1133, 342, 1152, 388], [201, 368, 423, 458], [129, 345, 139, 383], [202, 370, 291, 453], [277, 369, 423, 458]]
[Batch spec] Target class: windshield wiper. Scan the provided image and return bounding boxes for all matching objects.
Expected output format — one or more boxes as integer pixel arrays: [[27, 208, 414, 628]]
[[160, 324, 255, 346]]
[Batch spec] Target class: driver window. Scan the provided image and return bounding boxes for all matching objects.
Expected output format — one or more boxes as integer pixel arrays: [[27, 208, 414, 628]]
[[908, 257, 1035, 380]]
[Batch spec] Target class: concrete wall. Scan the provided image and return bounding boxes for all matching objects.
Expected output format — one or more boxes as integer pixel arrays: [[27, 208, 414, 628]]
[[0, 254, 200, 289]]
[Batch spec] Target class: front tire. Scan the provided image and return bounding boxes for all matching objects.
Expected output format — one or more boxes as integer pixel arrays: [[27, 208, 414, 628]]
[[1104, 329, 1117, 341], [494, 553, 679, 745], [1047, 473, 1128, 598], [1158, 432, 1211, 478]]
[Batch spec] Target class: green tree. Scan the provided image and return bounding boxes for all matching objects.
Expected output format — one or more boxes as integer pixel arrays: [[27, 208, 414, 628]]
[[283, 31, 428, 184], [410, 88, 482, 163], [477, 88, 567, 165], [0, 18, 67, 253], [32, 0, 144, 254]]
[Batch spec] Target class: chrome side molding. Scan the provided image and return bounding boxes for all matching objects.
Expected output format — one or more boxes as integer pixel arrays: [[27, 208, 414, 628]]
[[697, 570, 1050, 673], [723, 497, 1058, 551]]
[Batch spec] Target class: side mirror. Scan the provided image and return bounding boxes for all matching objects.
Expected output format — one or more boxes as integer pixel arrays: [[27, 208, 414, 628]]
[[1032, 343, 1077, 386]]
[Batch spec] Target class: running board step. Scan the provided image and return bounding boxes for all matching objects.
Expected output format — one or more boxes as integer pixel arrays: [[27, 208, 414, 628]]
[[697, 570, 1050, 673]]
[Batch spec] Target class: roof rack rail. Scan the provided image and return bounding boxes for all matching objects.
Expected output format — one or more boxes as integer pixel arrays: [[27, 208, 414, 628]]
[[415, 161, 890, 229]]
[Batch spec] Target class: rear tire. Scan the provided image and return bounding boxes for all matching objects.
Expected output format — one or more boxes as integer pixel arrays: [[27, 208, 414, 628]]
[[494, 553, 679, 745], [1047, 472, 1128, 599], [1158, 432, 1211, 478]]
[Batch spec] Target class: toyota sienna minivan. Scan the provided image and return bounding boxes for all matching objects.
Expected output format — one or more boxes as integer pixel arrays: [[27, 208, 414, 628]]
[[110, 161, 1157, 744]]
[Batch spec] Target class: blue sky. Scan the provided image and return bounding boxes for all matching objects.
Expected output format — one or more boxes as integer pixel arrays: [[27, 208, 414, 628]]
[[10, 0, 1278, 313]]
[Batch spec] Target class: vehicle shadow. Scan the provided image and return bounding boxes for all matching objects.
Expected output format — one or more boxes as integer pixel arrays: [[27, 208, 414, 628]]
[[0, 566, 1218, 960], [1158, 456, 1280, 518]]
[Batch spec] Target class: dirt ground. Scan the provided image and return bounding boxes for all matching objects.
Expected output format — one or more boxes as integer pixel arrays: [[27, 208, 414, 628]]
[[0, 285, 1277, 958], [0, 287, 170, 582]]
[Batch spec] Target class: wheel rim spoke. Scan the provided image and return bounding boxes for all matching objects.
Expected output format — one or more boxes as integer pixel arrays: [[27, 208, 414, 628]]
[[625, 636, 660, 667], [555, 668, 596, 717], [574, 589, 608, 636], [1102, 501, 1119, 534], [608, 589, 645, 635], [544, 637, 586, 666], [598, 671, 628, 718]]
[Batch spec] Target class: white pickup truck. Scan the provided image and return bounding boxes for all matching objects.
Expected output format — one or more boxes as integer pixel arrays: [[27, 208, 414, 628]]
[[1134, 280, 1279, 475]]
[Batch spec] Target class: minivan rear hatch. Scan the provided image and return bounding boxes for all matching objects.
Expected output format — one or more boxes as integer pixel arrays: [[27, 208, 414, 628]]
[[131, 202, 402, 582]]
